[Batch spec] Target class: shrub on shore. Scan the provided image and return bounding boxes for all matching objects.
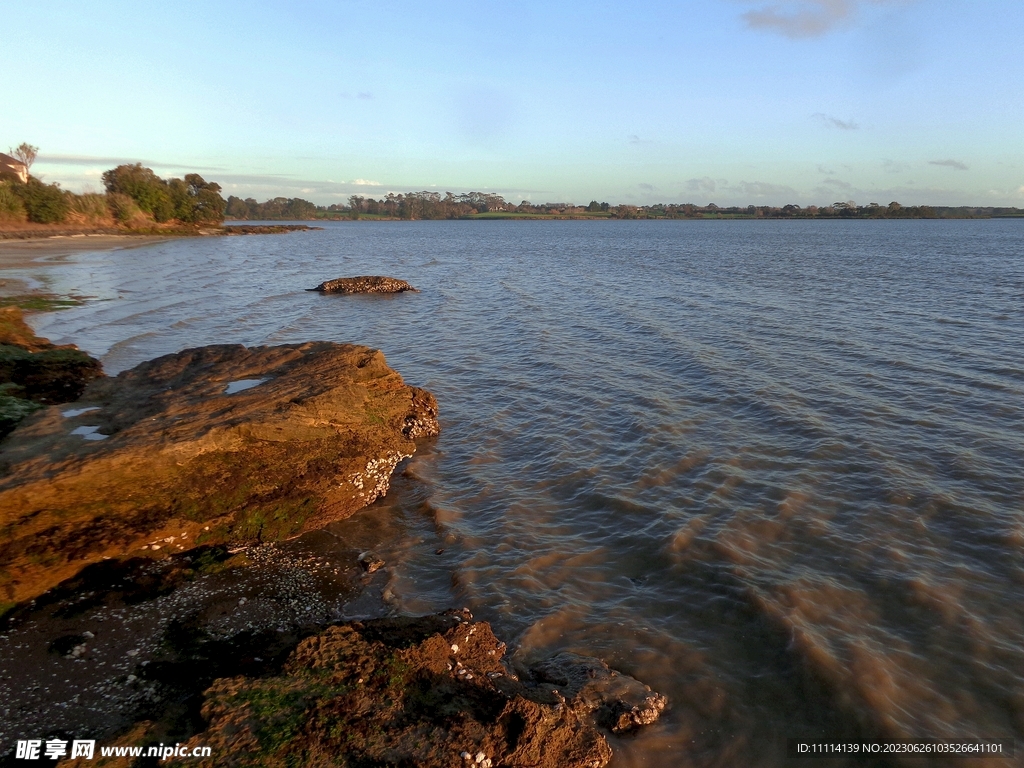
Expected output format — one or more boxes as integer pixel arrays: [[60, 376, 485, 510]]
[[102, 163, 175, 221], [10, 178, 70, 224], [103, 164, 226, 225], [0, 182, 27, 223]]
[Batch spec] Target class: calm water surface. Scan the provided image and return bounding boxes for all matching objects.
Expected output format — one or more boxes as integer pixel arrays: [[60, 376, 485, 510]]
[[28, 220, 1024, 765]]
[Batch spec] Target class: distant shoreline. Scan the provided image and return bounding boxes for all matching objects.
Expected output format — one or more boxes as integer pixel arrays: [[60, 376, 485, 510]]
[[0, 223, 318, 243], [224, 212, 1024, 222]]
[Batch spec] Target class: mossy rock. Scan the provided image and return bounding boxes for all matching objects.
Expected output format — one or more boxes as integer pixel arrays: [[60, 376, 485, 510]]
[[0, 343, 102, 404], [0, 391, 42, 439]]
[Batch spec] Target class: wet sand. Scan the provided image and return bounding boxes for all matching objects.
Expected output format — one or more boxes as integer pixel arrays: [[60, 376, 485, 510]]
[[0, 235, 169, 299], [0, 235, 170, 268]]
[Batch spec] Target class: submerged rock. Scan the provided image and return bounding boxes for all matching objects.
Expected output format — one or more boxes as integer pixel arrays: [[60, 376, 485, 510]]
[[358, 551, 385, 573], [0, 341, 438, 604], [308, 276, 417, 294], [0, 307, 102, 437], [185, 612, 666, 768], [530, 652, 668, 734]]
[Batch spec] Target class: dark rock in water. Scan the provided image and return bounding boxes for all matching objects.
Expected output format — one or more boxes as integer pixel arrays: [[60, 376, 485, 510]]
[[358, 551, 385, 573], [0, 307, 102, 438], [530, 652, 668, 734], [0, 341, 439, 605], [184, 611, 666, 767], [308, 276, 417, 294]]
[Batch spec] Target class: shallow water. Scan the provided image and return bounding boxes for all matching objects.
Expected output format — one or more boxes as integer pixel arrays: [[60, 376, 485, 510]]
[[28, 220, 1024, 765]]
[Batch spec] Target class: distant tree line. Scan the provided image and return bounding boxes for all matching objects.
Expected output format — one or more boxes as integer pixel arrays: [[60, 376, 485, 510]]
[[225, 191, 1023, 221], [0, 143, 226, 228], [225, 191, 521, 220], [225, 196, 319, 220]]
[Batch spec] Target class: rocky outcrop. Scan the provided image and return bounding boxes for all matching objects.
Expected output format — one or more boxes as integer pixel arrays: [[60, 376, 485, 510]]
[[186, 611, 666, 768], [0, 341, 438, 604], [0, 307, 102, 437], [308, 276, 417, 294]]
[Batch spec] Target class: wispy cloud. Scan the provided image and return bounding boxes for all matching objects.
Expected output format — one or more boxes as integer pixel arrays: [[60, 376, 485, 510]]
[[882, 159, 910, 174], [37, 154, 223, 172], [734, 180, 800, 198], [638, 183, 656, 192], [737, 0, 908, 39], [929, 159, 969, 171], [350, 179, 381, 186], [686, 177, 718, 194], [812, 179, 855, 199], [683, 177, 797, 201], [813, 112, 859, 130]]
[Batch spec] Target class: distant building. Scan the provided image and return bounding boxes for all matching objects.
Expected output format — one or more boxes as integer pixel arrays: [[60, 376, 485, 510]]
[[0, 153, 28, 183]]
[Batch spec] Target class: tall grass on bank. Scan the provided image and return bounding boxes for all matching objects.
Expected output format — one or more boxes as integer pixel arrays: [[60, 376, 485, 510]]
[[107, 192, 150, 227], [66, 192, 113, 226]]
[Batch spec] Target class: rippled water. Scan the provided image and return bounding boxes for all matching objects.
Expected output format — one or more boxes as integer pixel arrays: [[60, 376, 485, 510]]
[[26, 220, 1024, 765]]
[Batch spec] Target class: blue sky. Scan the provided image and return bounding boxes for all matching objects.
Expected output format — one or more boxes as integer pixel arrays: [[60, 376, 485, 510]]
[[3, 0, 1022, 206]]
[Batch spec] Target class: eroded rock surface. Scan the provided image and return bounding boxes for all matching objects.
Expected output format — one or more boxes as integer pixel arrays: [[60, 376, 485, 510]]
[[308, 276, 417, 294], [186, 611, 666, 768], [0, 341, 438, 604]]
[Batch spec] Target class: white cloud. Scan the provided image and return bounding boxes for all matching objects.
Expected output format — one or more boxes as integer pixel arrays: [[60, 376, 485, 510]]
[[350, 179, 382, 186]]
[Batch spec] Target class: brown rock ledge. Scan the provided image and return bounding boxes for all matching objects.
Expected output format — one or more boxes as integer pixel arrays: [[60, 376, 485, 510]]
[[184, 611, 667, 768], [308, 276, 417, 294], [0, 341, 438, 605]]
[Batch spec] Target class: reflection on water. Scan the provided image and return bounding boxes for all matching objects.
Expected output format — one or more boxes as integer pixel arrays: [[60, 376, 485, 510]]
[[27, 220, 1024, 765]]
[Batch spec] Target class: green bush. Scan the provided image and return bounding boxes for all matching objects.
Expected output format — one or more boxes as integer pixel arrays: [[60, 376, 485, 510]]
[[102, 163, 175, 221], [168, 174, 227, 224], [11, 179, 70, 224], [0, 183, 27, 222], [102, 164, 224, 224]]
